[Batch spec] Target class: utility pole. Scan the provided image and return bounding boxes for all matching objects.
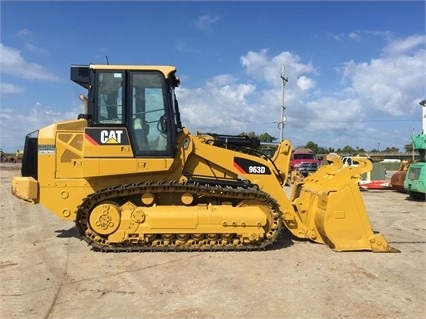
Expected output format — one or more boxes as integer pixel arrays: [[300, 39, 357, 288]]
[[279, 65, 288, 142], [412, 127, 415, 161]]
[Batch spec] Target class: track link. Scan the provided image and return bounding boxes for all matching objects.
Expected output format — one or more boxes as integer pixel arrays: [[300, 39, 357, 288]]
[[75, 181, 282, 252]]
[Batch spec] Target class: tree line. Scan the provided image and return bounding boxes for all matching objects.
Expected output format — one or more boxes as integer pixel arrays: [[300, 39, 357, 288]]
[[238, 131, 414, 154]]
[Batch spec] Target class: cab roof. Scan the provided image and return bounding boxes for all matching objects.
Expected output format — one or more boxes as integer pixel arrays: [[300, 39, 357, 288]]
[[89, 64, 176, 77]]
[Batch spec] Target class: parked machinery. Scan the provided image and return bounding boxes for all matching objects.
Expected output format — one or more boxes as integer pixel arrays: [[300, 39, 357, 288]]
[[391, 160, 412, 193], [404, 99, 426, 200], [11, 64, 397, 252]]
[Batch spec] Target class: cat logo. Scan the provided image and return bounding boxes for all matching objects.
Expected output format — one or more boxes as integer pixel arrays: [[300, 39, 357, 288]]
[[85, 128, 130, 145], [100, 130, 123, 144]]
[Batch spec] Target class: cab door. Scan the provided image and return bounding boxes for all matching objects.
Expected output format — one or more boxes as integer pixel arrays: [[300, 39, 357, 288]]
[[128, 71, 174, 156]]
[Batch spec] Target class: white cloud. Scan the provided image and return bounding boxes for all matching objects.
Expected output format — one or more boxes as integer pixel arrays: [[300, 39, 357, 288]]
[[195, 15, 219, 32], [307, 97, 364, 128], [326, 32, 344, 41], [382, 35, 426, 56], [178, 35, 425, 151], [16, 28, 32, 38], [176, 50, 319, 139], [349, 32, 360, 41], [0, 83, 25, 94], [342, 38, 426, 116], [3, 34, 423, 153], [0, 43, 59, 81], [25, 43, 47, 55], [177, 74, 259, 134], [0, 103, 79, 151], [297, 76, 315, 91], [240, 49, 316, 88]]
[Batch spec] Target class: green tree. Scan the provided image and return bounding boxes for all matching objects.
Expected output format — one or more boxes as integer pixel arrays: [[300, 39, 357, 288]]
[[341, 145, 356, 154], [317, 146, 333, 154], [404, 143, 413, 153], [258, 132, 277, 143], [238, 131, 257, 138], [384, 146, 399, 153], [234, 135, 404, 155], [238, 131, 278, 142], [305, 141, 319, 153]]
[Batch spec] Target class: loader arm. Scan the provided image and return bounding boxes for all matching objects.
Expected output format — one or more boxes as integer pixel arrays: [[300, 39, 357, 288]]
[[269, 140, 292, 186], [182, 136, 397, 252]]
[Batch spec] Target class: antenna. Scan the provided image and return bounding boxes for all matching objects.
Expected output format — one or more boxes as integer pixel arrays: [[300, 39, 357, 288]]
[[105, 56, 109, 65], [279, 65, 288, 142]]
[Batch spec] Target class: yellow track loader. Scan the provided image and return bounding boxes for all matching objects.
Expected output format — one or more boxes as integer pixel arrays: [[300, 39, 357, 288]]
[[11, 64, 397, 252]]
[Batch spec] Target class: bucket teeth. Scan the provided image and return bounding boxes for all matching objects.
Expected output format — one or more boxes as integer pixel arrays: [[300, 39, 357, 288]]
[[369, 234, 400, 253]]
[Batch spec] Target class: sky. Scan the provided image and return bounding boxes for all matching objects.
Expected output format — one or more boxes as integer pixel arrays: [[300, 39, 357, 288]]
[[1, 1, 425, 153]]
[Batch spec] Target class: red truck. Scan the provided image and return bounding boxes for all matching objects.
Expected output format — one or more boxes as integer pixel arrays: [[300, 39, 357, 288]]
[[289, 148, 321, 172]]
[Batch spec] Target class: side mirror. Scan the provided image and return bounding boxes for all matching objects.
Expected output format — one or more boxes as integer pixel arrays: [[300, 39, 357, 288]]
[[160, 115, 167, 134]]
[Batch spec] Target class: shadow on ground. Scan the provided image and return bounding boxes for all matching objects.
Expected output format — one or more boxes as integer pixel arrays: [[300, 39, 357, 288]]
[[56, 226, 79, 238]]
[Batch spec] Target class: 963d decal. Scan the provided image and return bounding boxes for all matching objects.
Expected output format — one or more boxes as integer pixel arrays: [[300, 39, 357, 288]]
[[233, 157, 271, 174]]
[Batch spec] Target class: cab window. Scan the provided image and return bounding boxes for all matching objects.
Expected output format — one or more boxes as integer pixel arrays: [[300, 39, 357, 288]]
[[96, 72, 124, 124]]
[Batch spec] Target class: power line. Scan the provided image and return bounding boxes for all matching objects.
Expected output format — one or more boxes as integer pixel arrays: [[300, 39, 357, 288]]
[[286, 119, 419, 124], [194, 118, 419, 129]]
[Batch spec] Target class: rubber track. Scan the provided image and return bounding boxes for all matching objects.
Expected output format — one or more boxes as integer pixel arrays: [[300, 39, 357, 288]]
[[75, 181, 282, 252]]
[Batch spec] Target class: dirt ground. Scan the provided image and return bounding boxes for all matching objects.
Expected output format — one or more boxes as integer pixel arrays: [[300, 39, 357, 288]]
[[1, 162, 425, 319]]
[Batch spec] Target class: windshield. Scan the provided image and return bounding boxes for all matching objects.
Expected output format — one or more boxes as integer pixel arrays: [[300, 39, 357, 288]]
[[294, 154, 314, 160]]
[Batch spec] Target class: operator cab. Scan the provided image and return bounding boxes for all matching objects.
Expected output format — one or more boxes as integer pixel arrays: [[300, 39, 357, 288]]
[[71, 64, 182, 157]]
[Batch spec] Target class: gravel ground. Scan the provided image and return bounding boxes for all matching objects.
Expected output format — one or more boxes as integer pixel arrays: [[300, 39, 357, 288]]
[[1, 163, 425, 319]]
